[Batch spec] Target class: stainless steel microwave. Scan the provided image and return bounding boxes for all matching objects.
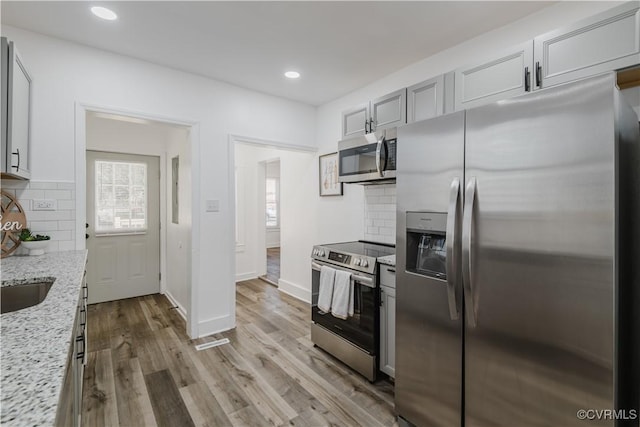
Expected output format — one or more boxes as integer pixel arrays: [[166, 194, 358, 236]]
[[338, 128, 397, 184]]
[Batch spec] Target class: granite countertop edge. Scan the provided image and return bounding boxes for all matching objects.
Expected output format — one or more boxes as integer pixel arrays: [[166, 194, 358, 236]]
[[1, 250, 88, 426], [377, 254, 396, 267]]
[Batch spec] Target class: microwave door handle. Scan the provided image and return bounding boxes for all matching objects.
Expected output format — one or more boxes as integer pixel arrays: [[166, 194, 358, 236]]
[[375, 137, 384, 177], [445, 178, 461, 321]]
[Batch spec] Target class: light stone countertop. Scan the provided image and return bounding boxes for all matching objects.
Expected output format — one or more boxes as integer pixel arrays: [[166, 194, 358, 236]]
[[1, 250, 88, 426], [377, 254, 396, 267]]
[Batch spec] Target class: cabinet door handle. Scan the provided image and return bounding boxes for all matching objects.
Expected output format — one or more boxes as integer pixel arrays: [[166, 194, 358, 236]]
[[11, 148, 20, 171], [364, 119, 369, 134], [380, 288, 384, 306], [387, 268, 395, 273], [76, 335, 85, 357], [524, 67, 531, 92], [369, 118, 375, 133], [535, 62, 542, 88]]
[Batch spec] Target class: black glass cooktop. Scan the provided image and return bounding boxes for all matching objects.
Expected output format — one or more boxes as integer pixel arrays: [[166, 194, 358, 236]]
[[321, 240, 395, 258]]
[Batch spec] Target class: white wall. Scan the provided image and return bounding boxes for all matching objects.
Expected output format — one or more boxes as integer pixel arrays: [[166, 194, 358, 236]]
[[3, 26, 316, 338], [314, 1, 624, 246], [166, 128, 191, 319], [234, 143, 316, 301], [265, 159, 280, 249]]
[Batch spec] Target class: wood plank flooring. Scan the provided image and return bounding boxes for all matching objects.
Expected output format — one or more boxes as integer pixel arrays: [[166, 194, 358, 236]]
[[83, 279, 396, 426]]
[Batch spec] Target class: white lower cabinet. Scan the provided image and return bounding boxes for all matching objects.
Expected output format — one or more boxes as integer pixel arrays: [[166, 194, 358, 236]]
[[379, 265, 396, 378]]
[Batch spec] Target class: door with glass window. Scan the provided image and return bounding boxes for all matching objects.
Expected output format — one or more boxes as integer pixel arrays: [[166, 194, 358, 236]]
[[86, 151, 160, 304]]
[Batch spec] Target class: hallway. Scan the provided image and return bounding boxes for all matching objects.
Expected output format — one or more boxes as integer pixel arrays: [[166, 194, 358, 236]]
[[261, 247, 280, 285]]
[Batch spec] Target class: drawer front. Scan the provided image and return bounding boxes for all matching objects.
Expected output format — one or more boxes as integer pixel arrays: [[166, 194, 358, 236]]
[[380, 264, 396, 288]]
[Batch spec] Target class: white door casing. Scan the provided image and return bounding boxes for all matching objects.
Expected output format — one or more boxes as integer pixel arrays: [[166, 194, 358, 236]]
[[86, 150, 160, 304]]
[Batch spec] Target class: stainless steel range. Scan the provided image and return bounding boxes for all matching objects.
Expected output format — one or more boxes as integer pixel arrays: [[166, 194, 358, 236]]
[[310, 240, 395, 381]]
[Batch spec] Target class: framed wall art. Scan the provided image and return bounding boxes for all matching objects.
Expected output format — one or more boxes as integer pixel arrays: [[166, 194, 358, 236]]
[[319, 152, 343, 196]]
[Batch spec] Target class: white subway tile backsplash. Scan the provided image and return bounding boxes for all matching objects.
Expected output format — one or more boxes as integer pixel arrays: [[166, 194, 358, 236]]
[[57, 200, 75, 210], [44, 190, 72, 200], [29, 221, 59, 231], [48, 230, 73, 241], [58, 220, 76, 231], [27, 182, 57, 190], [58, 241, 76, 251], [26, 210, 73, 221], [2, 180, 77, 252], [366, 187, 385, 196], [0, 180, 28, 190], [15, 189, 45, 200], [364, 183, 396, 245], [379, 227, 394, 236]]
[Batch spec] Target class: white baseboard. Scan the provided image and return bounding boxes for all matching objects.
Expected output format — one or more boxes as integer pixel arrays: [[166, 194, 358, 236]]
[[197, 314, 235, 338], [163, 290, 187, 321], [236, 272, 258, 282], [278, 278, 311, 303]]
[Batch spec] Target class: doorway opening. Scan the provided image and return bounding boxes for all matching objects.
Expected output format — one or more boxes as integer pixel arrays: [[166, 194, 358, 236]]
[[83, 111, 192, 326], [231, 136, 316, 300], [261, 159, 281, 285]]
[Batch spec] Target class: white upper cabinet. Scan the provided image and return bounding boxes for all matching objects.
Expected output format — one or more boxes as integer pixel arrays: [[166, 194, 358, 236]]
[[370, 88, 406, 132], [1, 37, 32, 180], [341, 89, 407, 138], [407, 75, 445, 124], [341, 103, 370, 138], [454, 41, 533, 111], [534, 2, 640, 89]]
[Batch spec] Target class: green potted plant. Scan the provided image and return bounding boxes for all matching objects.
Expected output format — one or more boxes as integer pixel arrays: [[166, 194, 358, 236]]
[[19, 228, 51, 256]]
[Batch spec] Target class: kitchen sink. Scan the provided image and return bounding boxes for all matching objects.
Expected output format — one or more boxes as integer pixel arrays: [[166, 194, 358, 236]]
[[1, 280, 55, 314]]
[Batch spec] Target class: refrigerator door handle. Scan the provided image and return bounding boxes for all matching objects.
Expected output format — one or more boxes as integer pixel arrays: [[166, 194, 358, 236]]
[[445, 178, 461, 320], [462, 177, 478, 327]]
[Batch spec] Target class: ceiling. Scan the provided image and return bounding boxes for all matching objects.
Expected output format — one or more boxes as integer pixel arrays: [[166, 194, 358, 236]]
[[1, 1, 555, 106]]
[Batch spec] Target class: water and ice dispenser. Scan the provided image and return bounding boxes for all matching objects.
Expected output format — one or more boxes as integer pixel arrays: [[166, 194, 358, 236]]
[[405, 212, 447, 280]]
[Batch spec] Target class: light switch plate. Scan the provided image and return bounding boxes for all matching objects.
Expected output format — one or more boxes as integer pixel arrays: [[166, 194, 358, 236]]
[[32, 199, 57, 211], [206, 199, 220, 212]]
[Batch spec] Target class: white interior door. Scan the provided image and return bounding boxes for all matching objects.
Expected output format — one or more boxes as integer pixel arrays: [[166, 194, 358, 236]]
[[86, 151, 160, 304]]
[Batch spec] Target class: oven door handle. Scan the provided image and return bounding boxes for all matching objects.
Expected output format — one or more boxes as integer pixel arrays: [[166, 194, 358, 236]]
[[311, 261, 374, 288]]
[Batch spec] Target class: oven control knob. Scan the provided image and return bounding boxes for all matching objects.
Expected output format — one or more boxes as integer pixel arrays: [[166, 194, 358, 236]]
[[313, 249, 317, 256], [361, 259, 369, 267], [319, 250, 325, 257], [354, 259, 361, 266]]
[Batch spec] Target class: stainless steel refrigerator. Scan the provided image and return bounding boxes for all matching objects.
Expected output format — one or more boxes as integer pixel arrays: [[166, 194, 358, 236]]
[[395, 73, 640, 427]]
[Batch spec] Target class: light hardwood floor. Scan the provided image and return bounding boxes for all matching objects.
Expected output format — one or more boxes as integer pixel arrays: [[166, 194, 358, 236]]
[[83, 279, 397, 426]]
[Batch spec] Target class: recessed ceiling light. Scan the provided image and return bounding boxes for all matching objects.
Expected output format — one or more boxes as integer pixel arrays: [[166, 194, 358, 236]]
[[284, 71, 300, 79], [91, 6, 118, 21]]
